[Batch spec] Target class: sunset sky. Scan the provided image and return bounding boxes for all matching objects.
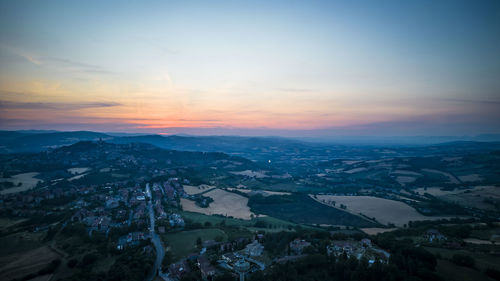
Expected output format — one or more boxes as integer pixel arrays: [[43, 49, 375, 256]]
[[1, 0, 499, 137]]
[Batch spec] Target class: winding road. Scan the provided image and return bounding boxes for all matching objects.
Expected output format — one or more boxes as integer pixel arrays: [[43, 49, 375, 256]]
[[145, 184, 166, 281]]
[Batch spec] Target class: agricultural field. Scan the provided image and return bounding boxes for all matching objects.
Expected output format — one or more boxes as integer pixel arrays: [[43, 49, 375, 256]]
[[67, 167, 90, 174], [183, 184, 215, 195], [360, 227, 398, 235], [416, 186, 500, 210], [230, 170, 269, 178], [163, 228, 227, 261], [0, 246, 60, 280], [226, 188, 291, 197], [0, 172, 42, 194], [424, 247, 500, 272], [312, 195, 452, 227], [421, 169, 460, 184], [181, 188, 255, 219], [248, 194, 379, 227], [180, 211, 300, 233], [434, 259, 492, 281]]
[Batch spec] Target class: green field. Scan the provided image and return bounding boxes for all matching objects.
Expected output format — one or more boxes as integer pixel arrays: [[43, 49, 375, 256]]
[[424, 246, 500, 272], [180, 211, 301, 231], [248, 194, 380, 228], [163, 228, 228, 261], [435, 259, 492, 281]]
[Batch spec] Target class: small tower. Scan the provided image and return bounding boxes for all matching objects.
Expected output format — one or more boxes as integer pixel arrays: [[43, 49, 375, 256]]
[[233, 258, 250, 281]]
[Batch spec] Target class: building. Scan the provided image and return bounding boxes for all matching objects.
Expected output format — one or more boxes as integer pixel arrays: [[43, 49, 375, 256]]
[[245, 240, 264, 257], [289, 239, 311, 255], [426, 229, 446, 242], [234, 258, 250, 281], [198, 256, 216, 280]]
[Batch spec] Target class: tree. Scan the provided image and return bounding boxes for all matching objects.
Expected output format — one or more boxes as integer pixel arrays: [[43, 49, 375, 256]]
[[452, 253, 475, 268]]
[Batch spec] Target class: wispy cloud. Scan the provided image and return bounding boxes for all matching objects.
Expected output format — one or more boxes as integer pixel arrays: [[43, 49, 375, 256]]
[[0, 100, 121, 110], [43, 57, 114, 74], [441, 98, 500, 105], [2, 44, 114, 74], [278, 88, 314, 93]]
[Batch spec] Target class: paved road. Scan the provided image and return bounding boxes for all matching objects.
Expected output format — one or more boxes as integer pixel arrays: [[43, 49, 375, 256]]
[[145, 184, 166, 281]]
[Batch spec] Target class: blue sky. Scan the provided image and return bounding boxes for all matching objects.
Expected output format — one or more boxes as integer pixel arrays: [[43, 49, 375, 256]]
[[0, 0, 499, 136]]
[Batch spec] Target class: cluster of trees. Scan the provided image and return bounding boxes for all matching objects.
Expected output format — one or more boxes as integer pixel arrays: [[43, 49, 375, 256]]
[[64, 245, 155, 281], [248, 250, 441, 281]]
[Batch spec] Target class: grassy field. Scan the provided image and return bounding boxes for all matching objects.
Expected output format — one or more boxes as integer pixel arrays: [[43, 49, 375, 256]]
[[163, 228, 228, 261], [415, 186, 500, 210], [183, 184, 215, 195], [0, 218, 28, 231], [360, 228, 398, 235], [435, 259, 492, 281], [0, 246, 60, 281], [180, 211, 300, 232], [312, 195, 452, 227], [0, 231, 45, 258], [0, 172, 42, 194], [181, 188, 255, 219], [249, 194, 379, 228]]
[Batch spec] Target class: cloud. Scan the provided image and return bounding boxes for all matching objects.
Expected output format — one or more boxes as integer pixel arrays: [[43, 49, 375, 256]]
[[43, 57, 114, 74], [2, 45, 114, 74], [278, 88, 314, 93], [441, 98, 500, 105], [0, 100, 121, 110]]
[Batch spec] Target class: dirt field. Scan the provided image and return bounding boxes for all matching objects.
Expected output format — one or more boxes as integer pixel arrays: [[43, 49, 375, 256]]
[[0, 246, 60, 280], [415, 187, 461, 197], [312, 195, 451, 227], [226, 188, 291, 197], [360, 228, 398, 235], [181, 188, 255, 219], [392, 170, 422, 176], [458, 174, 483, 182], [463, 238, 493, 245], [68, 173, 88, 181], [344, 167, 367, 174], [0, 172, 42, 194], [67, 167, 90, 174], [183, 184, 215, 195], [395, 176, 417, 185], [230, 170, 269, 178]]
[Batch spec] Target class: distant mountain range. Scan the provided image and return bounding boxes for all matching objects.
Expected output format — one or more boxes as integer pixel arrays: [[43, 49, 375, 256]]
[[1, 130, 499, 161]]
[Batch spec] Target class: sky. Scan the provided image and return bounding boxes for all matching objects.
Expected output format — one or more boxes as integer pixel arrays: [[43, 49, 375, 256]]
[[0, 0, 499, 137]]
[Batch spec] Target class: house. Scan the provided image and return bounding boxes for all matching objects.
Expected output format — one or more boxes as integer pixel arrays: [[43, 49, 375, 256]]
[[105, 198, 120, 209], [289, 239, 311, 255], [245, 240, 264, 257], [198, 256, 216, 280], [169, 213, 185, 227], [169, 261, 190, 280], [72, 209, 92, 222], [426, 229, 446, 242], [222, 253, 238, 264], [361, 238, 372, 248]]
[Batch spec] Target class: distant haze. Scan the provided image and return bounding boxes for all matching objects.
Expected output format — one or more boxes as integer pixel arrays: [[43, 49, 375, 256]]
[[1, 0, 499, 136]]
